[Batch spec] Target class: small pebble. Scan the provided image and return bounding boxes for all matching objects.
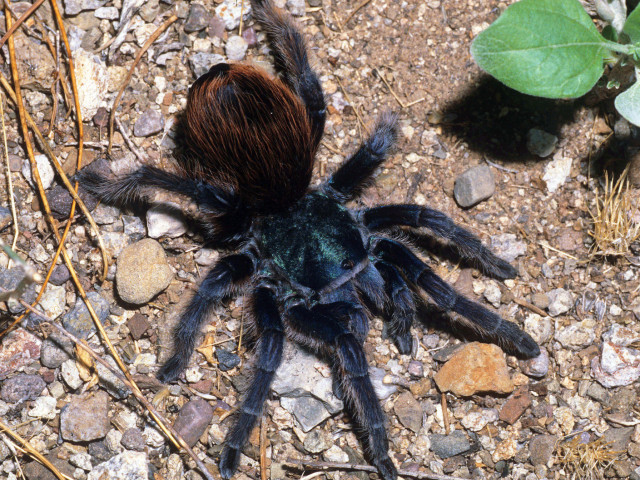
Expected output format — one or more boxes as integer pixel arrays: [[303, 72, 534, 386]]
[[61, 359, 83, 390], [453, 165, 495, 208], [62, 291, 110, 339], [0, 374, 46, 403], [303, 429, 333, 453], [94, 6, 118, 19], [28, 396, 57, 419], [215, 349, 241, 371], [116, 239, 173, 305], [184, 3, 211, 32], [429, 431, 471, 459], [225, 35, 248, 61], [529, 435, 556, 466], [490, 233, 527, 262], [393, 391, 423, 433], [526, 128, 557, 157], [520, 348, 549, 378], [60, 391, 110, 442], [127, 313, 150, 340], [280, 395, 331, 432], [499, 386, 532, 424], [531, 292, 550, 310], [49, 264, 71, 286], [407, 360, 423, 378], [189, 52, 226, 79], [542, 154, 572, 193], [547, 288, 574, 316], [120, 428, 146, 452], [434, 342, 514, 396], [147, 205, 187, 239], [215, 0, 251, 30], [87, 451, 149, 480], [22, 154, 55, 190], [287, 0, 306, 16], [133, 109, 165, 137]]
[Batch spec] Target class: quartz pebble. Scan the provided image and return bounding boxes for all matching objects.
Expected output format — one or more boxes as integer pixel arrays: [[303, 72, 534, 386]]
[[547, 288, 574, 316], [87, 451, 149, 480], [226, 35, 248, 61]]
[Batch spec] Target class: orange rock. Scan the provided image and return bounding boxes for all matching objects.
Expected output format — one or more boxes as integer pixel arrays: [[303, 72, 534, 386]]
[[434, 342, 514, 396]]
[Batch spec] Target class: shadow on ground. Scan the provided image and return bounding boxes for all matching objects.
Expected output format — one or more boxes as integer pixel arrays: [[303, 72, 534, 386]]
[[438, 75, 581, 162]]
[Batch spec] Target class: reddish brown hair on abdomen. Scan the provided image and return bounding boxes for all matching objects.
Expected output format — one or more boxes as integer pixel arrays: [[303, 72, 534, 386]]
[[182, 63, 314, 214]]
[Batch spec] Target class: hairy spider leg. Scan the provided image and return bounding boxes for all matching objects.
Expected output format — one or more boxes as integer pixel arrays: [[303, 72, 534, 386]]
[[325, 112, 398, 201], [322, 282, 370, 343], [219, 287, 284, 480], [77, 165, 250, 247], [372, 238, 540, 358], [157, 254, 255, 382], [286, 302, 398, 480], [373, 261, 416, 355], [363, 205, 518, 280], [78, 165, 238, 213], [250, 0, 326, 149]]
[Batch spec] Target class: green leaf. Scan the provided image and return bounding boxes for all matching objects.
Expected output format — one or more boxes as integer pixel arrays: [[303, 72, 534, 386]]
[[471, 0, 611, 98], [615, 78, 640, 127], [623, 5, 640, 44], [602, 25, 618, 42]]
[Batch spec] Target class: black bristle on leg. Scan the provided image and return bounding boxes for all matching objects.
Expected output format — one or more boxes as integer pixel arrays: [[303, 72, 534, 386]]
[[374, 261, 415, 355], [286, 303, 397, 480], [372, 238, 540, 359], [157, 254, 255, 383], [363, 205, 517, 280], [77, 165, 240, 215], [219, 287, 284, 480], [325, 112, 398, 202]]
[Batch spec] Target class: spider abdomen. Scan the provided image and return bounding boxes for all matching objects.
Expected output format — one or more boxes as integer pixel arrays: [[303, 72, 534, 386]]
[[260, 192, 367, 291], [183, 63, 315, 214]]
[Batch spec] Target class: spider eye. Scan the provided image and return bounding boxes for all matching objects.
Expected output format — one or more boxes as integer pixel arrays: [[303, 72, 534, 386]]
[[341, 259, 355, 270]]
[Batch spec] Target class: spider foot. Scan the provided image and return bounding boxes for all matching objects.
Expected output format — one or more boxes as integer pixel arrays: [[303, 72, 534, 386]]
[[219, 445, 241, 480], [373, 456, 398, 480], [156, 355, 187, 383], [391, 332, 412, 355]]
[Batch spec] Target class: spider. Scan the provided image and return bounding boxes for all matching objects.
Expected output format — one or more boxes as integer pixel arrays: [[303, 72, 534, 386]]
[[80, 1, 540, 479]]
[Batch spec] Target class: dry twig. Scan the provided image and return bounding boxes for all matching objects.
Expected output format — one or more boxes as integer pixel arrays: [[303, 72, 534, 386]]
[[284, 458, 468, 480], [0, 93, 18, 252], [108, 14, 178, 153], [0, 289, 216, 480]]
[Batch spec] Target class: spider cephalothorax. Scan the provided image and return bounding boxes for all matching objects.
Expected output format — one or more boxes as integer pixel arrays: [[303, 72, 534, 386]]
[[80, 1, 540, 479]]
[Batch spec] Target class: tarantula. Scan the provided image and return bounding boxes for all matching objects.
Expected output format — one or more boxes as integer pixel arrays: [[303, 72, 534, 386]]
[[80, 1, 540, 479]]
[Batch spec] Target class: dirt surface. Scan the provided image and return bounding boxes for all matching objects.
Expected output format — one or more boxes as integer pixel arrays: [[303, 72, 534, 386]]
[[1, 1, 640, 480]]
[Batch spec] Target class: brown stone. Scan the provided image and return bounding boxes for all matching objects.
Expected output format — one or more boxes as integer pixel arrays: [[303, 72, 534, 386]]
[[173, 398, 214, 447], [127, 313, 150, 340], [499, 386, 532, 424], [434, 342, 514, 396], [60, 391, 110, 442]]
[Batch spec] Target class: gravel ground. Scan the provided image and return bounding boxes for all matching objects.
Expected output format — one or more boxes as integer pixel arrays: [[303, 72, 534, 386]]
[[1, 1, 640, 480]]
